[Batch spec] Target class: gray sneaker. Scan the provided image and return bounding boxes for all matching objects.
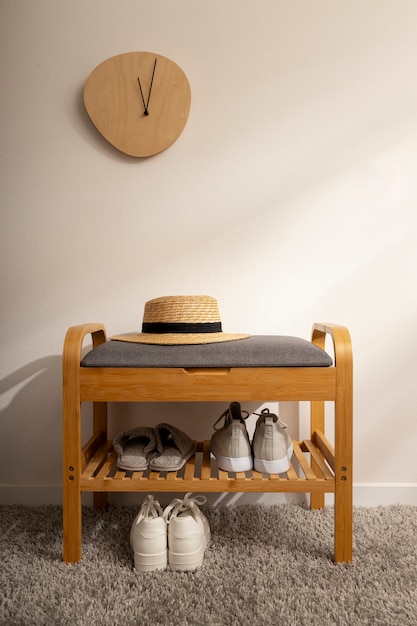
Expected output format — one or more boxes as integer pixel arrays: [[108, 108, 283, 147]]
[[252, 408, 293, 474], [210, 402, 252, 472]]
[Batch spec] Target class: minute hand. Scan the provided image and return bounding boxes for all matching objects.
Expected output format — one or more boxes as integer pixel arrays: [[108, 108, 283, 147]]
[[137, 58, 157, 116]]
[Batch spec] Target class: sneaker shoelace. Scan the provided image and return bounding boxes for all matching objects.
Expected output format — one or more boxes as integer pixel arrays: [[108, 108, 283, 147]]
[[134, 494, 164, 524], [212, 404, 250, 431], [163, 492, 207, 522], [254, 408, 288, 429]]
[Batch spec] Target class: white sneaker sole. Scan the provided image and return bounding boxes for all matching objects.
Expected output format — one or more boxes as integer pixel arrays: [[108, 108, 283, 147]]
[[133, 550, 167, 572], [254, 443, 293, 474], [211, 448, 252, 472]]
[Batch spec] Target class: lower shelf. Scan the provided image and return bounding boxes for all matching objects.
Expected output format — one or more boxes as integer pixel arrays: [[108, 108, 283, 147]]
[[80, 438, 335, 494]]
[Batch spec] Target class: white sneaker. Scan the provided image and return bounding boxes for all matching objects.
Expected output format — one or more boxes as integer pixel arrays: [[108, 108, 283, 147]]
[[163, 493, 210, 571], [210, 402, 252, 472], [252, 408, 293, 474], [130, 495, 167, 571]]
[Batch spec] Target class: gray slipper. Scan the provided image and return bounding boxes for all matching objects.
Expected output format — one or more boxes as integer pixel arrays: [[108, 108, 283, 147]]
[[149, 423, 195, 472], [113, 427, 156, 471]]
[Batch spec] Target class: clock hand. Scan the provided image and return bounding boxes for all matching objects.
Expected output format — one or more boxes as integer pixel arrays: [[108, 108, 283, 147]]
[[137, 58, 157, 116], [137, 77, 147, 115], [146, 58, 157, 114]]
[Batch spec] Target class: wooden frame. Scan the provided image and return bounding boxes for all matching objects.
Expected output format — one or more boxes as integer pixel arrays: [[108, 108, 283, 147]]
[[62, 323, 353, 564]]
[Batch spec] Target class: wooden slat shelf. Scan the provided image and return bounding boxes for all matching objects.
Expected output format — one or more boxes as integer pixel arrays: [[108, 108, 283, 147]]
[[80, 439, 335, 494]]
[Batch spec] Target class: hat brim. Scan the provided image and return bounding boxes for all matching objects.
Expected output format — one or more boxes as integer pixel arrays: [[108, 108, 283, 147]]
[[111, 332, 250, 345]]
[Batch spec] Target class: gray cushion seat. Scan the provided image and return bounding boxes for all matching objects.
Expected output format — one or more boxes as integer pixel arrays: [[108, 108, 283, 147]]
[[81, 336, 332, 368]]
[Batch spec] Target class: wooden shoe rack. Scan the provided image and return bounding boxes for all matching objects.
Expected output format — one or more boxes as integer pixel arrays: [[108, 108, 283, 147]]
[[63, 323, 353, 564]]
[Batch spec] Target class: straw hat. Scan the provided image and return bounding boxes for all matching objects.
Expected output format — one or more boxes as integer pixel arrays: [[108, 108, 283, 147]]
[[111, 295, 250, 345]]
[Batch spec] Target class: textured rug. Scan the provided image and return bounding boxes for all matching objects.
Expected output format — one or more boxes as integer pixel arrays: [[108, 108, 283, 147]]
[[1, 503, 417, 626]]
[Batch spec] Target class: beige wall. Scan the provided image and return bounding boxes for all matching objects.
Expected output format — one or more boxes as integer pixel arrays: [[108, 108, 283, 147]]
[[1, 0, 417, 505]]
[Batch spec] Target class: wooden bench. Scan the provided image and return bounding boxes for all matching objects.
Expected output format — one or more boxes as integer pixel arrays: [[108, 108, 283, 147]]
[[62, 322, 353, 563]]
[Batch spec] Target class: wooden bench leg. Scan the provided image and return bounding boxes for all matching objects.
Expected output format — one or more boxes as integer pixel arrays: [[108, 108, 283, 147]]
[[62, 411, 82, 562], [63, 478, 82, 563], [62, 324, 108, 563], [334, 475, 353, 563], [62, 362, 83, 563], [310, 400, 325, 510], [310, 492, 325, 510], [94, 493, 108, 509], [333, 366, 353, 563], [93, 401, 108, 510], [312, 323, 353, 562]]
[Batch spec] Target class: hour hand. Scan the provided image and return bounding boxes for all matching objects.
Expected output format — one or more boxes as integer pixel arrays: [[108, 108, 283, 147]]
[[137, 77, 149, 115]]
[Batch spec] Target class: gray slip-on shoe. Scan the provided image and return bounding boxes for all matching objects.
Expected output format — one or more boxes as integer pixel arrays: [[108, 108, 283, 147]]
[[149, 423, 195, 472], [113, 426, 156, 471]]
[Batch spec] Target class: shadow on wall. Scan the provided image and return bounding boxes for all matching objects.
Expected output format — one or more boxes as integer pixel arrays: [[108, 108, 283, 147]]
[[0, 356, 66, 487]]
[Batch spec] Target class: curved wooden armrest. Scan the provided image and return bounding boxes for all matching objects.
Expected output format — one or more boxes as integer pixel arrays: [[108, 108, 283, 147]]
[[311, 323, 352, 371], [63, 323, 107, 370]]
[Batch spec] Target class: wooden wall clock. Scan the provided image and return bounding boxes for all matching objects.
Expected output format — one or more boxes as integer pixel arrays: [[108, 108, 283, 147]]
[[83, 51, 191, 157]]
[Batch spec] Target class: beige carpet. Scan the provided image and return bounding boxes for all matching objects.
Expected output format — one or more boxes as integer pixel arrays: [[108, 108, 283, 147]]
[[1, 503, 417, 625]]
